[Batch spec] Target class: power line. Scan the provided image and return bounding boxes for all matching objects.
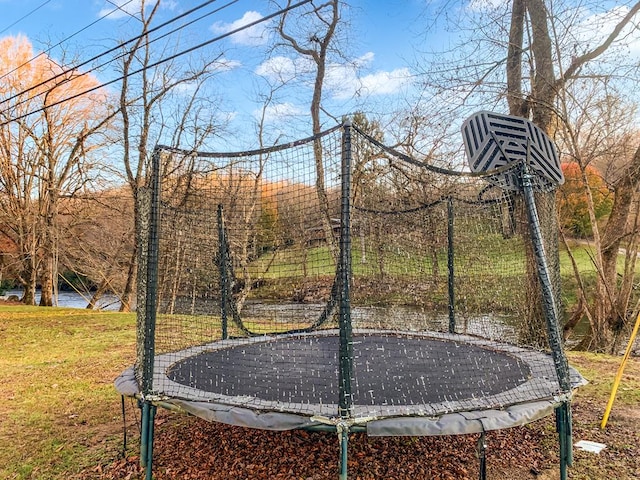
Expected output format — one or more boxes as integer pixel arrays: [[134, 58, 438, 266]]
[[0, 0, 314, 127], [4, 0, 240, 115], [105, 0, 144, 23], [0, 0, 225, 112], [0, 0, 313, 127], [0, 0, 224, 110], [0, 0, 53, 37], [0, 0, 138, 86]]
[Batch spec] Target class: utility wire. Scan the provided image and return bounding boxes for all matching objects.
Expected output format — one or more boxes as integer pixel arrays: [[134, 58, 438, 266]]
[[105, 0, 144, 22], [0, 0, 137, 86], [0, 0, 53, 37], [3, 0, 240, 114], [0, 0, 313, 127], [0, 0, 225, 111]]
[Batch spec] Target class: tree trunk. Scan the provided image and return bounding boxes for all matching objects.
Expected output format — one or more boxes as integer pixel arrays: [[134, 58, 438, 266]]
[[311, 59, 338, 264], [507, 0, 527, 117], [87, 279, 109, 310], [119, 246, 137, 312], [278, 0, 340, 263], [589, 144, 640, 350], [527, 0, 556, 130], [39, 212, 55, 307], [21, 251, 38, 305], [506, 0, 564, 346], [39, 254, 54, 307]]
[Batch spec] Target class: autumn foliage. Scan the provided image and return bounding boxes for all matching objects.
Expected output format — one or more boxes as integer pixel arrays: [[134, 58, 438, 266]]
[[0, 35, 112, 305], [557, 162, 613, 237]]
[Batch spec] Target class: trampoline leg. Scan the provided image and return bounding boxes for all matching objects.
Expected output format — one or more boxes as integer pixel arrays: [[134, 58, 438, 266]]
[[566, 403, 574, 467], [338, 423, 349, 480], [477, 431, 487, 480], [140, 402, 157, 480], [140, 402, 149, 468], [556, 402, 572, 480], [147, 404, 157, 480]]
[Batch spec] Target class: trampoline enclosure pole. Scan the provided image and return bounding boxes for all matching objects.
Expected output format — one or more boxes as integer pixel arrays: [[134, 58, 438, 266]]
[[556, 402, 572, 479], [521, 161, 571, 387], [139, 147, 161, 478], [143, 148, 162, 392], [217, 204, 229, 340], [143, 403, 157, 480], [521, 158, 573, 479], [477, 431, 487, 480], [140, 401, 149, 468], [447, 196, 456, 333], [140, 401, 156, 479], [148, 404, 156, 480], [338, 120, 354, 419], [337, 121, 354, 480], [339, 423, 349, 480]]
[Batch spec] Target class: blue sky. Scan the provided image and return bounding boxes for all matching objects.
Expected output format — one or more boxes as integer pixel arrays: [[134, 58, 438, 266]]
[[0, 1, 424, 70], [0, 1, 431, 145], [2, 0, 640, 149]]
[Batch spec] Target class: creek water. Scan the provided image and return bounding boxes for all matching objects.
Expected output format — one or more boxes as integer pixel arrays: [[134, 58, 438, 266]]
[[1, 289, 599, 348], [2, 289, 122, 311]]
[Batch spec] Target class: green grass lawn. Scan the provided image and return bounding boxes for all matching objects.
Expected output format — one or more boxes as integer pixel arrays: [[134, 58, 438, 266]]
[[249, 234, 530, 280], [249, 236, 603, 283], [0, 306, 136, 480], [244, 238, 601, 316]]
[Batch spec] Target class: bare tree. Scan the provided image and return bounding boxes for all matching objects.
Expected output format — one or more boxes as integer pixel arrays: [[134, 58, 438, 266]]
[[505, 1, 640, 350], [556, 85, 640, 350], [56, 188, 135, 309], [276, 0, 341, 261], [115, 0, 226, 311], [0, 35, 115, 305], [415, 0, 640, 349]]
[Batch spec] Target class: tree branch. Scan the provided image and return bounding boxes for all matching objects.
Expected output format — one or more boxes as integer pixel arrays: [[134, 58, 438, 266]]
[[557, 1, 640, 89]]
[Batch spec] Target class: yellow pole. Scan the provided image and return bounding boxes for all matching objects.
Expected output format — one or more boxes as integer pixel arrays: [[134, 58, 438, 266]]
[[601, 310, 640, 429]]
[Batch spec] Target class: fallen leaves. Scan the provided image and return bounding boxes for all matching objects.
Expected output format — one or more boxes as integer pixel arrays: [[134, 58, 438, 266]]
[[96, 413, 550, 480], [87, 392, 640, 480]]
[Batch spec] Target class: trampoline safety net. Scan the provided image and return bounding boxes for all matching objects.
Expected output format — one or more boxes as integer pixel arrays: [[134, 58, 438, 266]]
[[123, 122, 584, 435]]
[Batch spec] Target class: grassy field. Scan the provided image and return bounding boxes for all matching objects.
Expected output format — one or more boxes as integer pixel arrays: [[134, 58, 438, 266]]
[[1, 303, 639, 479], [0, 305, 136, 480]]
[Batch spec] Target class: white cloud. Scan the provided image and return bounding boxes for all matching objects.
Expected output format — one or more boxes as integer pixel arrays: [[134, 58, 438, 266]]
[[255, 56, 315, 82], [172, 81, 199, 96], [325, 53, 412, 100], [255, 56, 296, 81], [354, 51, 375, 68], [99, 0, 144, 19], [253, 102, 305, 123], [212, 57, 242, 73], [211, 11, 270, 46], [162, 0, 178, 11], [359, 68, 413, 96], [255, 51, 411, 100]]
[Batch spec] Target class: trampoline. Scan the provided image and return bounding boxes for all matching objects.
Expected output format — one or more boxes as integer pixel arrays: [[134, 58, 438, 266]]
[[117, 329, 585, 436], [118, 117, 585, 480]]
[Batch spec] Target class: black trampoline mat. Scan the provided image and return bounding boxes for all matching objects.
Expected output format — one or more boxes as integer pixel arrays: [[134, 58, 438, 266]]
[[166, 333, 532, 407]]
